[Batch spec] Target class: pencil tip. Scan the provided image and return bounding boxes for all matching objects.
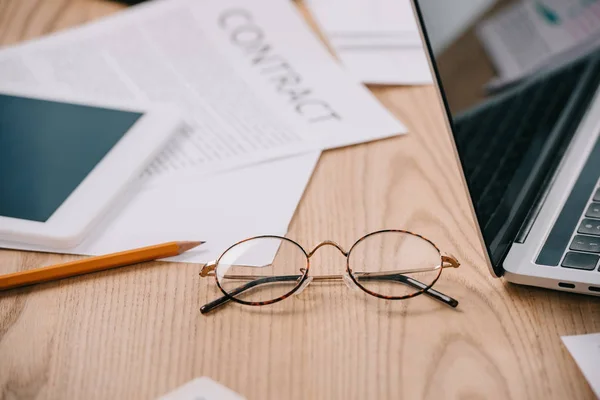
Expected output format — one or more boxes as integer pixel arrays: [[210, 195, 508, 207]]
[[178, 241, 205, 253]]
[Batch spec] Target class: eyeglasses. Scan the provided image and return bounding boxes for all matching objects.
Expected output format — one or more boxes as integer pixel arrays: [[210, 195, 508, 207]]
[[199, 230, 460, 314]]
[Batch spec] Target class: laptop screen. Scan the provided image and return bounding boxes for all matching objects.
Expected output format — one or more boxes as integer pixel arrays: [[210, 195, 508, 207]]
[[412, 1, 600, 271]]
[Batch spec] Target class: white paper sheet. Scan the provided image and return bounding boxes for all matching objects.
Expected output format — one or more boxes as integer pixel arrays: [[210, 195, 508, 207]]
[[307, 0, 419, 35], [336, 49, 432, 86], [0, 0, 404, 185], [306, 0, 432, 85], [0, 152, 321, 264], [561, 333, 600, 398]]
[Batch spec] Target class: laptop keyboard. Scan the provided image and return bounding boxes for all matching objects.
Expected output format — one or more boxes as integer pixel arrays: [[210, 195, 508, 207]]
[[557, 184, 600, 271], [568, 215, 600, 269], [536, 124, 600, 271], [453, 51, 600, 271], [454, 56, 599, 230]]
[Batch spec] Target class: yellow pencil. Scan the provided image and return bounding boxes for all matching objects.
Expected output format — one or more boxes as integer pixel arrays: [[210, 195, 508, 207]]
[[0, 241, 204, 291]]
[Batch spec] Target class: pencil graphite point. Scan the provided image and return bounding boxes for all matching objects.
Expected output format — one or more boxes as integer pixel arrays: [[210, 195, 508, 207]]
[[177, 241, 205, 253]]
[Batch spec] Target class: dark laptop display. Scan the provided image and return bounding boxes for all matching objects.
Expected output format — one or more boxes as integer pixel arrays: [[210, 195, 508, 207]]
[[412, 2, 600, 274]]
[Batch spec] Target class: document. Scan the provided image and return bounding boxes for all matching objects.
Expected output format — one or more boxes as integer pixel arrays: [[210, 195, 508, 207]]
[[0, 152, 321, 264], [561, 333, 600, 398], [306, 0, 432, 85], [0, 0, 405, 184]]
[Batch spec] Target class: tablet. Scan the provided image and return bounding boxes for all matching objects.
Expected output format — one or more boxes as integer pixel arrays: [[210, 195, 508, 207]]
[[0, 87, 183, 248]]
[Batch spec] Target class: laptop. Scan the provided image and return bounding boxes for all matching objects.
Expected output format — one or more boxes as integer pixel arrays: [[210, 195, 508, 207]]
[[412, 1, 600, 296]]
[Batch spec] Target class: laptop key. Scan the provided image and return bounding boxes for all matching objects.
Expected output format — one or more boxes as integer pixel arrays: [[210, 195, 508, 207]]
[[585, 202, 600, 218], [594, 188, 600, 202], [570, 235, 600, 253], [578, 218, 600, 236], [561, 252, 599, 270]]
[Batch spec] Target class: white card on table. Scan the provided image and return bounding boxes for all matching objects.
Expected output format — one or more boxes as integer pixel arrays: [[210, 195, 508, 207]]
[[159, 377, 245, 400]]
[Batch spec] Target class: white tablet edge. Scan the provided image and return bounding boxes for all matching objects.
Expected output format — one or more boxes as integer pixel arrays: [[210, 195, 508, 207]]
[[0, 84, 185, 248]]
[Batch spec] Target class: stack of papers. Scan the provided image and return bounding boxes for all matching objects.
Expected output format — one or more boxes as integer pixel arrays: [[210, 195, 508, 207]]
[[306, 0, 432, 85], [0, 0, 406, 263]]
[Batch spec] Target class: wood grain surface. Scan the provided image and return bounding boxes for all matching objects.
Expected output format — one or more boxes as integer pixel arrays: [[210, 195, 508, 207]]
[[0, 1, 599, 399]]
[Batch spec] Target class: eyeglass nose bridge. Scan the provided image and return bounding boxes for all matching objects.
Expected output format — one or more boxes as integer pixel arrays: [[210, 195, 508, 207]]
[[306, 240, 349, 258]]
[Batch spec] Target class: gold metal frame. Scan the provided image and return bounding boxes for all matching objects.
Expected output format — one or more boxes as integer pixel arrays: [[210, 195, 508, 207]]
[[199, 230, 460, 314]]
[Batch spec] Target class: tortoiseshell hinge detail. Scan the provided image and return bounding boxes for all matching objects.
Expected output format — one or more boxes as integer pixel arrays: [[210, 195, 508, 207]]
[[200, 263, 216, 277], [442, 255, 460, 269]]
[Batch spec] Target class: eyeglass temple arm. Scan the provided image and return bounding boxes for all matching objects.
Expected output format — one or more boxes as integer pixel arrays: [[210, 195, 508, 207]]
[[199, 256, 460, 314], [199, 255, 459, 277], [200, 275, 300, 314], [200, 273, 457, 314], [356, 274, 458, 307]]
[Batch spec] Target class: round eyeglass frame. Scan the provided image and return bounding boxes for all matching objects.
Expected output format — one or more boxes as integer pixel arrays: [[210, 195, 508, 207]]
[[212, 229, 444, 307]]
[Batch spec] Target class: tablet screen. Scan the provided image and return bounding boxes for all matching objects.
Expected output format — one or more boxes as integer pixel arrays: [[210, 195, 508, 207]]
[[0, 94, 143, 222]]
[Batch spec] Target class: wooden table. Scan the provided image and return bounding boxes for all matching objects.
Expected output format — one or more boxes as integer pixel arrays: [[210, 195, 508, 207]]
[[0, 1, 598, 399]]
